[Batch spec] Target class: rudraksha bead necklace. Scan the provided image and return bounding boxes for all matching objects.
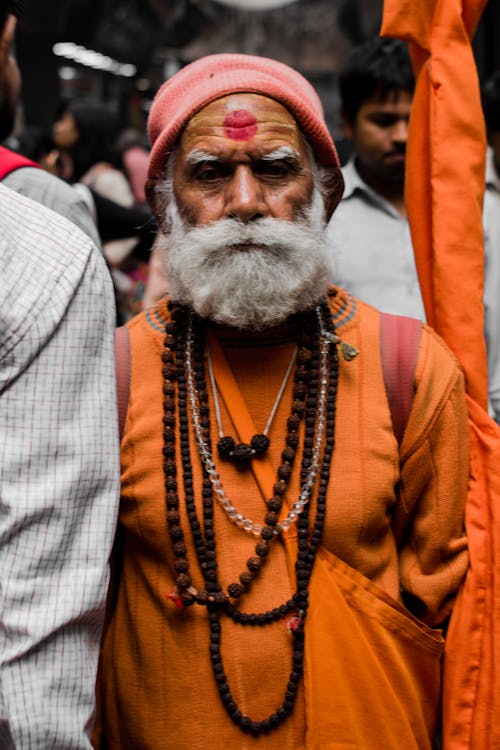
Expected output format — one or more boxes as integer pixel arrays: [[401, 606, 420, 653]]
[[166, 308, 321, 605], [161, 301, 339, 736], [186, 313, 328, 537], [207, 340, 298, 464]]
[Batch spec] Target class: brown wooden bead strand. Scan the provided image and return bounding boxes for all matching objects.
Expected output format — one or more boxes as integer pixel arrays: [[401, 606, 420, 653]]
[[181, 310, 317, 605], [208, 304, 339, 735], [161, 302, 339, 736]]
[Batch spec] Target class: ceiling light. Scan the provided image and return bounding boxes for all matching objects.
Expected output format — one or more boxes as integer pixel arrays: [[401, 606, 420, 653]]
[[52, 42, 137, 77]]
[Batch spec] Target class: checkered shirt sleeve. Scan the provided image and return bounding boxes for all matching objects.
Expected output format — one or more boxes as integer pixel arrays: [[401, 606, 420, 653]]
[[0, 185, 120, 748]]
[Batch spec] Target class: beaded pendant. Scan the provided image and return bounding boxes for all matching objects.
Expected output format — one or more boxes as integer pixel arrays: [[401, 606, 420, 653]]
[[207, 339, 298, 465], [216, 433, 270, 462]]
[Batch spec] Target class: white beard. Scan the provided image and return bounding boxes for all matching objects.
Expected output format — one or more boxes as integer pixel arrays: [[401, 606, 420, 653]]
[[157, 185, 331, 330]]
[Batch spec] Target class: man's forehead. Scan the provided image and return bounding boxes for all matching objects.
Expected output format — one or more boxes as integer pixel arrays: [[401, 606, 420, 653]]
[[178, 93, 306, 155], [366, 88, 413, 109]]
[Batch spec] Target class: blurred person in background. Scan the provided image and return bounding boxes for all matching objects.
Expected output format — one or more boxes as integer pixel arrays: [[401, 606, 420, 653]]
[[326, 35, 500, 423], [3, 122, 155, 284], [0, 24, 100, 245], [117, 126, 150, 206], [0, 0, 120, 745], [51, 98, 150, 321], [326, 38, 418, 316], [482, 70, 500, 193], [480, 70, 500, 424]]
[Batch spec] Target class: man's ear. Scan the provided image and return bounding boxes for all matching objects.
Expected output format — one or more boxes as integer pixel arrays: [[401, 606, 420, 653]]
[[0, 15, 16, 76], [323, 166, 345, 222]]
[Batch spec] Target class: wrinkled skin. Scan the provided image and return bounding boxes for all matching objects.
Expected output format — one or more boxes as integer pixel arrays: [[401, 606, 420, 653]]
[[173, 93, 316, 230]]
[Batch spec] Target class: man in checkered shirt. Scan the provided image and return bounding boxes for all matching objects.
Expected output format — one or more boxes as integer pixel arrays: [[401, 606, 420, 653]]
[[0, 2, 120, 747]]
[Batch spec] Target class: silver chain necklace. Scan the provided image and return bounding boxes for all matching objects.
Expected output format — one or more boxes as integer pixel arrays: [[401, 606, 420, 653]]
[[185, 310, 330, 536]]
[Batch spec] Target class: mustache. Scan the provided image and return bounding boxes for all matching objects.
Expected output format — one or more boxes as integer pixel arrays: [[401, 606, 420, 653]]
[[183, 216, 310, 246]]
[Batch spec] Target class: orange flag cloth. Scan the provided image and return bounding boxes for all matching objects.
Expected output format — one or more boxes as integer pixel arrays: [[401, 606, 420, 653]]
[[381, 1, 500, 747]]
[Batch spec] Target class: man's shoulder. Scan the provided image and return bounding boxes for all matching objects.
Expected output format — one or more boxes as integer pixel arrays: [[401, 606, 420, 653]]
[[328, 162, 389, 233], [0, 182, 95, 258], [327, 288, 458, 371], [5, 164, 76, 206], [485, 146, 500, 192], [339, 160, 360, 200], [0, 185, 103, 327], [325, 286, 380, 338], [3, 167, 100, 245], [0, 184, 110, 382], [126, 298, 171, 357]]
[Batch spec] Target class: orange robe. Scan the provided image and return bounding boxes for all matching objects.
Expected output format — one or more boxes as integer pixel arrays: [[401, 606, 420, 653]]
[[381, 1, 500, 746], [95, 288, 469, 749]]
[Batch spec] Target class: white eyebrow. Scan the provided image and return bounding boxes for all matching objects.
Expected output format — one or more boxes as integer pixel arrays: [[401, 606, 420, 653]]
[[186, 147, 301, 165], [261, 146, 300, 161], [186, 149, 219, 165]]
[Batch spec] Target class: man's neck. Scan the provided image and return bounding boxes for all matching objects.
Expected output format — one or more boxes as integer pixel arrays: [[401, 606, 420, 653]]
[[206, 315, 303, 345], [355, 160, 407, 218]]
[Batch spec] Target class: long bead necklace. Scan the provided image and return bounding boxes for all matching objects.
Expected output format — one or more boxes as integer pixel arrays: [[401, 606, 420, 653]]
[[161, 301, 339, 736], [176, 310, 320, 602], [186, 315, 329, 537]]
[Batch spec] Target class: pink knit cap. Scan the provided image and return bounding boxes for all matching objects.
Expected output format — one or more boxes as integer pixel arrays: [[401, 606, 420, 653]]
[[147, 53, 340, 178]]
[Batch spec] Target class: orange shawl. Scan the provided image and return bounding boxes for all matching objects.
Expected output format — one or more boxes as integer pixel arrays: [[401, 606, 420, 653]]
[[95, 293, 469, 749], [382, 1, 500, 746]]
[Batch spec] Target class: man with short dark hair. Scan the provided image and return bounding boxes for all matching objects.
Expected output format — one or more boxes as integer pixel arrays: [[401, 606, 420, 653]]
[[326, 37, 420, 316], [0, 1, 119, 746], [94, 53, 469, 750], [327, 36, 500, 423]]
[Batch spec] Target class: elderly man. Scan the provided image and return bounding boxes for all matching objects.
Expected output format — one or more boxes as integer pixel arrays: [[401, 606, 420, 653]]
[[95, 54, 469, 750]]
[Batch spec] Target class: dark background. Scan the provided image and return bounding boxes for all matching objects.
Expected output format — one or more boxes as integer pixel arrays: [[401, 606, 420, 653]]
[[13, 0, 500, 147]]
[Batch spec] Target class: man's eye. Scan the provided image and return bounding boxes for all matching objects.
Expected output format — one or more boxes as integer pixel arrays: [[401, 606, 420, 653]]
[[193, 163, 226, 181], [255, 160, 296, 178], [370, 115, 398, 127]]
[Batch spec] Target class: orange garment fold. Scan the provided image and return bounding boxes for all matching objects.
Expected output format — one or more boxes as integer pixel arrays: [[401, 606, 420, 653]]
[[381, 0, 500, 747], [382, 0, 488, 406]]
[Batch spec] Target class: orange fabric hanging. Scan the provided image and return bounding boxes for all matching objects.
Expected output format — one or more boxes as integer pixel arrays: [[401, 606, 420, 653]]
[[381, 1, 500, 747]]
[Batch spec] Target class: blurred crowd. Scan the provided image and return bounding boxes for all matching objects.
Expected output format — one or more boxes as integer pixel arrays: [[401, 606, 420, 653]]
[[7, 96, 157, 323], [4, 43, 500, 335]]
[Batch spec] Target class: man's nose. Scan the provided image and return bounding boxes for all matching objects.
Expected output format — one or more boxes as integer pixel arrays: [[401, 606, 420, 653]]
[[225, 166, 268, 221], [392, 118, 409, 144]]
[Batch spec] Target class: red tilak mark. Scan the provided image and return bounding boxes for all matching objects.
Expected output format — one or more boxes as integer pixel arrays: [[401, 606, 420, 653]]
[[223, 110, 258, 141]]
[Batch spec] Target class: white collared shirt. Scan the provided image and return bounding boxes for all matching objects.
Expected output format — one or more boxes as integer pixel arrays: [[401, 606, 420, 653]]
[[327, 158, 500, 423], [326, 159, 426, 321]]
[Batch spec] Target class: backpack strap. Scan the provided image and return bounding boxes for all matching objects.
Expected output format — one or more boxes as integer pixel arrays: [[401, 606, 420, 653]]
[[0, 145, 40, 179], [379, 313, 422, 444], [114, 326, 131, 441]]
